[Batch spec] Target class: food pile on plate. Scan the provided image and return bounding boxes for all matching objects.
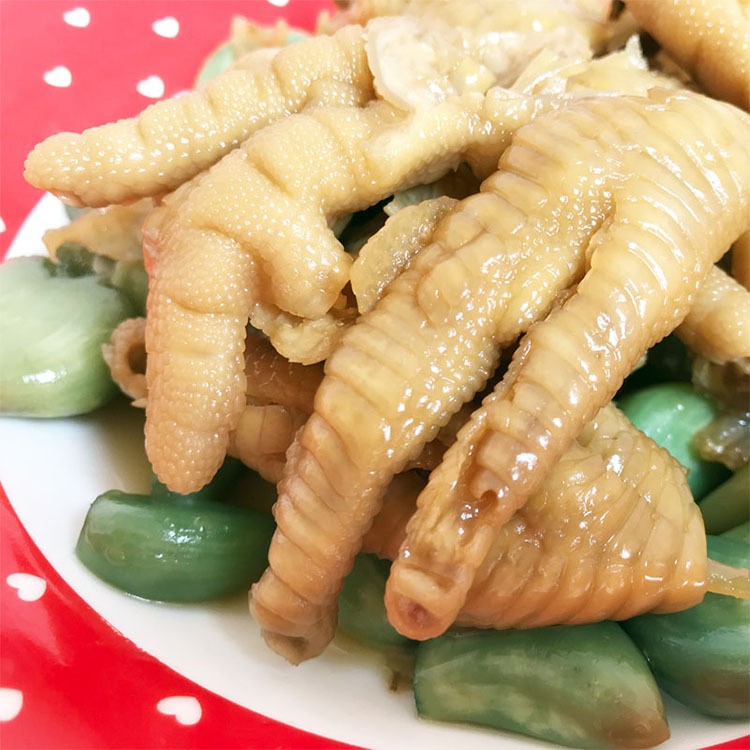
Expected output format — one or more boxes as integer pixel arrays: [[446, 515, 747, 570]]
[[4, 1, 749, 746]]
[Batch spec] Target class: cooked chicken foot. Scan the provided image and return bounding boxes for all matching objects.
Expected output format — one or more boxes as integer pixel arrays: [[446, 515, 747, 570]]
[[677, 266, 750, 364], [249, 91, 668, 663], [386, 90, 750, 639], [625, 0, 750, 110], [144, 84, 566, 493], [367, 405, 707, 629]]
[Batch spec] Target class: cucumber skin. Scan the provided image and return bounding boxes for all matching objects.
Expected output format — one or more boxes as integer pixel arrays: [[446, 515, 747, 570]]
[[617, 382, 729, 500], [414, 623, 668, 749], [0, 257, 133, 417], [699, 465, 750, 535], [338, 554, 414, 650], [723, 520, 750, 544], [622, 535, 750, 719], [76, 490, 275, 602]]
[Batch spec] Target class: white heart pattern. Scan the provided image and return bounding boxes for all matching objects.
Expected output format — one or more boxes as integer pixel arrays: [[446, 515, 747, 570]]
[[157, 696, 202, 726], [136, 75, 165, 99], [43, 66, 72, 88], [152, 16, 180, 38], [6, 573, 46, 602], [0, 688, 23, 722], [62, 7, 90, 27]]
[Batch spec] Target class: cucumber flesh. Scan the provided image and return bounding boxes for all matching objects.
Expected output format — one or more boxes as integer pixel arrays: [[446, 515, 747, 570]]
[[0, 256, 133, 416]]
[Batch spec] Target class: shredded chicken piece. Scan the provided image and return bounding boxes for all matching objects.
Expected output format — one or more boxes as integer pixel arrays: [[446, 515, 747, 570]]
[[351, 196, 457, 313], [365, 38, 682, 185], [243, 330, 325, 410], [366, 14, 591, 111], [43, 200, 152, 262], [326, 0, 614, 52], [249, 297, 358, 365], [102, 317, 147, 406], [229, 403, 309, 483]]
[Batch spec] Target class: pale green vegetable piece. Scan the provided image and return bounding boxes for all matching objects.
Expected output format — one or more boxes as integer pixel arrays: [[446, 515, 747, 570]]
[[414, 623, 669, 749], [0, 255, 133, 417]]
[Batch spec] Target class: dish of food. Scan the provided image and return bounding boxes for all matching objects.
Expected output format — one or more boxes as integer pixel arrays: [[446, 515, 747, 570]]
[[1, 1, 749, 748]]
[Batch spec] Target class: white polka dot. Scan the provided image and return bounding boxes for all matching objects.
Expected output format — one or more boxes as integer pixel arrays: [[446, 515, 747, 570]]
[[0, 689, 23, 723], [63, 7, 90, 27], [157, 696, 202, 726], [6, 573, 47, 602], [267, 0, 290, 6], [152, 16, 180, 38], [137, 75, 165, 99], [0, 217, 5, 234], [43, 66, 72, 88]]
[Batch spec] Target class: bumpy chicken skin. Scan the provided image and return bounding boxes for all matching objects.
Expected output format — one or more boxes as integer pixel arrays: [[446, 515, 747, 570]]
[[24, 26, 373, 206]]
